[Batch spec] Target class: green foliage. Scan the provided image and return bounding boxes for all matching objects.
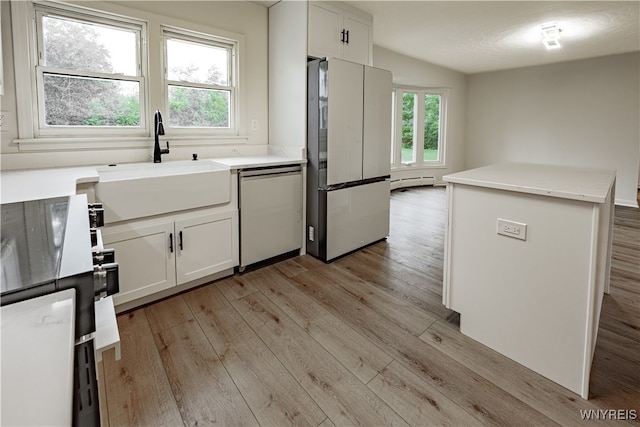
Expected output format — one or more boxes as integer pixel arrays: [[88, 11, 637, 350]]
[[401, 92, 441, 153], [401, 93, 415, 150], [43, 18, 141, 127], [168, 87, 229, 128], [424, 94, 440, 150]]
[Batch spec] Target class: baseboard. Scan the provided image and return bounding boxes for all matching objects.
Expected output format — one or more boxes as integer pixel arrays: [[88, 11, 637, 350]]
[[390, 176, 435, 190]]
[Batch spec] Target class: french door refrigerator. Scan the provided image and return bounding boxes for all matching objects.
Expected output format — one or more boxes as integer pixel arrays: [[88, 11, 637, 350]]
[[307, 58, 392, 262]]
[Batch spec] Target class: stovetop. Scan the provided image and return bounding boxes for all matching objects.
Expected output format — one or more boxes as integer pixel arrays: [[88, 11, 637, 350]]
[[1, 195, 93, 294]]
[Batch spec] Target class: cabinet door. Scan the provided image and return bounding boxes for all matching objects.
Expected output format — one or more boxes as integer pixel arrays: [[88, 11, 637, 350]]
[[102, 221, 176, 306], [326, 58, 364, 185], [308, 2, 342, 60], [175, 211, 238, 286], [363, 65, 392, 179], [341, 13, 371, 65]]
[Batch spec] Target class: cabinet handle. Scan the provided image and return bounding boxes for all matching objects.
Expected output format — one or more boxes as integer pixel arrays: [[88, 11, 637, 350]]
[[179, 231, 183, 251], [345, 29, 349, 44], [340, 28, 345, 43], [169, 233, 174, 253]]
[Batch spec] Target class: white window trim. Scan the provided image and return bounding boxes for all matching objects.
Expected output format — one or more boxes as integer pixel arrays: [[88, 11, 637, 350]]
[[12, 1, 148, 141], [161, 26, 238, 136], [11, 0, 247, 151], [391, 86, 448, 169], [33, 6, 147, 137]]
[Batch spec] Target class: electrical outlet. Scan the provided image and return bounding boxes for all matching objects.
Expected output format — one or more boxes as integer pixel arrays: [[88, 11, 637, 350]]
[[497, 218, 527, 241], [251, 119, 258, 132], [0, 111, 8, 132], [308, 225, 315, 242]]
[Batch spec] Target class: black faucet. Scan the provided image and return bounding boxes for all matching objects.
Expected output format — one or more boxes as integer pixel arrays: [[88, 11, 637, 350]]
[[153, 110, 170, 163]]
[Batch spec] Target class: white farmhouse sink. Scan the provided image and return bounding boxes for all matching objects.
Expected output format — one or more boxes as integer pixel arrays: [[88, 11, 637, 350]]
[[95, 160, 231, 223]]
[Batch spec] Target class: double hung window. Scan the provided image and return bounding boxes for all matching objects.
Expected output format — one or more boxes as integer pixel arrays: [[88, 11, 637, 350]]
[[35, 6, 145, 136], [163, 29, 236, 132], [12, 1, 241, 147]]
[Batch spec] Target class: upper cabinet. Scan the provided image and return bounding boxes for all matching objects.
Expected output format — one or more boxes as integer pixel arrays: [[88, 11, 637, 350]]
[[268, 1, 374, 149], [307, 2, 372, 66]]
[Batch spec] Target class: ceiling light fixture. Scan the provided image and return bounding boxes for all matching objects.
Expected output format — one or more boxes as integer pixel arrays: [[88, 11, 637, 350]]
[[541, 23, 562, 49]]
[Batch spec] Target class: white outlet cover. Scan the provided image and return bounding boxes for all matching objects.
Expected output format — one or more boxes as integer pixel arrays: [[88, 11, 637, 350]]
[[497, 218, 527, 241]]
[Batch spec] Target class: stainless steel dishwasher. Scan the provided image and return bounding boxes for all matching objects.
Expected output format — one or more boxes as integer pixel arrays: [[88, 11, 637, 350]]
[[239, 165, 303, 270]]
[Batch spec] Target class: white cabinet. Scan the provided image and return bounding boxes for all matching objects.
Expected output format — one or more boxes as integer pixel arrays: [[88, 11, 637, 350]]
[[103, 209, 238, 307], [103, 220, 176, 305], [175, 211, 237, 285], [308, 2, 372, 65]]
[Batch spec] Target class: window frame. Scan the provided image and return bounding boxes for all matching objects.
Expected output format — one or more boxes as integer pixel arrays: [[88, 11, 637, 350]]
[[33, 3, 147, 138], [391, 86, 448, 169], [161, 27, 238, 136], [11, 0, 245, 151]]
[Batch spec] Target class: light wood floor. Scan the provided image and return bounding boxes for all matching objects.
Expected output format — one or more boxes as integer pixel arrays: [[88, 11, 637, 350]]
[[99, 187, 640, 426]]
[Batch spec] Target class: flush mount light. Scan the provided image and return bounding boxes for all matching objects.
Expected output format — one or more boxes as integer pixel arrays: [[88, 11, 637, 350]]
[[541, 24, 562, 49]]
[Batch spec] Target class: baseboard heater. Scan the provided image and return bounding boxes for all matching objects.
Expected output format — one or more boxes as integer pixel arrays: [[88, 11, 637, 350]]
[[390, 176, 435, 190]]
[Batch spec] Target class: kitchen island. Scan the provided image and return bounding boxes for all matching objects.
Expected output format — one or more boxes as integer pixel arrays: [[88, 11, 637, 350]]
[[442, 163, 616, 399]]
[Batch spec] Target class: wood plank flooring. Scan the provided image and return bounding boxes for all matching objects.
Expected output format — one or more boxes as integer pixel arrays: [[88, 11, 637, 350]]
[[100, 187, 640, 426]]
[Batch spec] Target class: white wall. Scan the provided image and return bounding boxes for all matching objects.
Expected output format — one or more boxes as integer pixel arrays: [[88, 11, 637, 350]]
[[466, 52, 640, 206], [372, 46, 467, 185], [0, 0, 269, 170]]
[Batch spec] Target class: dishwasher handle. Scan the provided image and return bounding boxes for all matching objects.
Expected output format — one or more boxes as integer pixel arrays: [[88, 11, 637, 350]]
[[239, 165, 302, 179]]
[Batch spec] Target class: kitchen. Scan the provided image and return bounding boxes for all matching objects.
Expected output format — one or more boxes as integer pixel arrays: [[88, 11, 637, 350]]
[[1, 0, 639, 426]]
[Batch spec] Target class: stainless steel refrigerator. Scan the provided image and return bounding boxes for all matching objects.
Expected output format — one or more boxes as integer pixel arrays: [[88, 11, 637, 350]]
[[307, 58, 392, 262]]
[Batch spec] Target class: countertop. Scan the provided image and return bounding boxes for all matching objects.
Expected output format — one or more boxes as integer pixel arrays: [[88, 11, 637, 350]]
[[1, 289, 76, 427], [443, 163, 616, 204], [0, 156, 305, 204], [1, 165, 100, 204], [213, 155, 306, 169]]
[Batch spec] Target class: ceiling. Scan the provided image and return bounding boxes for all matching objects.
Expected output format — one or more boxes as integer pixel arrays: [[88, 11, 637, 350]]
[[335, 1, 640, 74]]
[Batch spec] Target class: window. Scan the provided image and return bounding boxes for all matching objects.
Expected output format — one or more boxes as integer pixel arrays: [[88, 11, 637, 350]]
[[423, 93, 441, 162], [401, 92, 417, 163], [392, 87, 447, 167], [12, 1, 243, 148], [35, 6, 145, 135], [163, 29, 236, 132]]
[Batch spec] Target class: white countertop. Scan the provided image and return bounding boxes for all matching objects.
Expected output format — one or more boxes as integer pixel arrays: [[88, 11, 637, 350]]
[[1, 289, 76, 427], [1, 166, 100, 204], [443, 163, 616, 203], [0, 156, 305, 204], [212, 155, 306, 169]]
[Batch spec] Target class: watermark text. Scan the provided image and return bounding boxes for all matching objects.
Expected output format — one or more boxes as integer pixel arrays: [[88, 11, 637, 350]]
[[580, 409, 637, 421]]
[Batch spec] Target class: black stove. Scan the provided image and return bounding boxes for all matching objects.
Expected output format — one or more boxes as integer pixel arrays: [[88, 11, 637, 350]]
[[1, 194, 119, 426]]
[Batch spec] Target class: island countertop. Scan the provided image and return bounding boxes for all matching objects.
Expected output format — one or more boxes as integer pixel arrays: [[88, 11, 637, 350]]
[[443, 163, 616, 204]]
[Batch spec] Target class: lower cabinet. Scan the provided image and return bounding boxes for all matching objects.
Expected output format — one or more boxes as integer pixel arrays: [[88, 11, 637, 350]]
[[102, 208, 238, 307]]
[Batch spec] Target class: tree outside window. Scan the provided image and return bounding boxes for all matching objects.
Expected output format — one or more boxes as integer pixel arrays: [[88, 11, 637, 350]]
[[423, 94, 441, 161], [164, 32, 235, 130], [392, 87, 446, 167], [401, 92, 416, 163], [39, 12, 142, 129]]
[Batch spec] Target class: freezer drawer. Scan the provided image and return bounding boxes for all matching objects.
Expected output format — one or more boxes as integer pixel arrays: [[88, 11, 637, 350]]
[[326, 180, 390, 261], [239, 166, 303, 268]]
